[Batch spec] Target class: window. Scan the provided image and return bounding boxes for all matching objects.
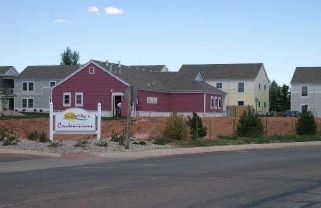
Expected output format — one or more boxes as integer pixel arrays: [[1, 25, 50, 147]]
[[89, 67, 95, 74], [301, 104, 308, 112], [22, 82, 34, 92], [63, 92, 71, 106], [22, 98, 34, 108], [75, 92, 83, 106], [258, 101, 261, 108], [50, 81, 56, 87], [210, 96, 214, 109], [264, 84, 267, 90], [238, 101, 244, 106], [218, 97, 222, 109], [264, 102, 266, 108], [216, 83, 222, 89], [238, 82, 244, 92], [259, 83, 261, 90], [301, 86, 308, 97]]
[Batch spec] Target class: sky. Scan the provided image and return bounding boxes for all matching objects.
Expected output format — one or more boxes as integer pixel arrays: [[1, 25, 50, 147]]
[[1, 0, 321, 85]]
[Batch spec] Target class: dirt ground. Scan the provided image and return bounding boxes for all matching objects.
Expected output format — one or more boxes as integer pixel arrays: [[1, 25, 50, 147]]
[[1, 116, 320, 141]]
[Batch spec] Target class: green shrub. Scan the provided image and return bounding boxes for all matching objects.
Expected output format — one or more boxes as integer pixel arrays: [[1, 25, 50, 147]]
[[163, 112, 190, 140], [2, 134, 19, 146], [26, 130, 49, 142], [296, 110, 317, 135], [0, 127, 9, 141], [111, 130, 125, 145], [96, 141, 108, 147], [236, 106, 264, 137], [187, 112, 207, 139], [26, 130, 38, 141], [133, 141, 147, 145], [73, 140, 89, 148], [39, 131, 49, 143], [47, 142, 62, 148]]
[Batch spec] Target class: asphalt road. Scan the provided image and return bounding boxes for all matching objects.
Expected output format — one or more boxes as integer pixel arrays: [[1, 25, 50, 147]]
[[1, 146, 321, 208]]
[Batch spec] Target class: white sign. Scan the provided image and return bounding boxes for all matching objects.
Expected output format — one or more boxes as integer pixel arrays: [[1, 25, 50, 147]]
[[50, 103, 101, 141], [55, 108, 96, 132], [147, 97, 157, 104]]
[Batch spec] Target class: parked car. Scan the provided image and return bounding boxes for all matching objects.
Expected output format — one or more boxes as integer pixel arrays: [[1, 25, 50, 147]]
[[282, 110, 300, 117]]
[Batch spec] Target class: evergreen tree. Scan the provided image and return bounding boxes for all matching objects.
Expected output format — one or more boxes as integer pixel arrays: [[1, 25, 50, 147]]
[[187, 112, 207, 139], [296, 110, 317, 135], [236, 106, 264, 137], [60, 47, 80, 65], [269, 80, 281, 112], [279, 84, 291, 112]]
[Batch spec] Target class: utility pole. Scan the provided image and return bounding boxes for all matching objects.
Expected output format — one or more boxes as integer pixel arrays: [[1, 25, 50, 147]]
[[125, 86, 132, 149]]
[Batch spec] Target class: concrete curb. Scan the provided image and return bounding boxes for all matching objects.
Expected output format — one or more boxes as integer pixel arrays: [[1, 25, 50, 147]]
[[1, 141, 321, 159]]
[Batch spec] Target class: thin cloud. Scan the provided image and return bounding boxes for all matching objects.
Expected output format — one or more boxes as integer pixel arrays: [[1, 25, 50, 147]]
[[53, 18, 67, 23], [88, 6, 100, 15], [105, 7, 124, 15]]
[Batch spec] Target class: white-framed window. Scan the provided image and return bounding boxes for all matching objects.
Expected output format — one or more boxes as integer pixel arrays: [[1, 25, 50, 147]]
[[218, 97, 222, 109], [238, 82, 244, 93], [63, 92, 71, 107], [22, 81, 34, 92], [22, 98, 34, 108], [210, 96, 214, 109], [216, 83, 222, 89], [50, 81, 56, 87], [89, 67, 95, 74], [301, 104, 308, 112], [75, 92, 83, 106], [301, 86, 308, 97]]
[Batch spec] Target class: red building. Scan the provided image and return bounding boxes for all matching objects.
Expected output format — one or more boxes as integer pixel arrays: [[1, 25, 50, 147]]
[[52, 60, 226, 117]]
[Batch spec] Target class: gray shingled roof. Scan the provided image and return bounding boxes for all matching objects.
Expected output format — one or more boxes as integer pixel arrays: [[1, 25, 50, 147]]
[[17, 65, 80, 79], [93, 60, 225, 94], [0, 66, 13, 75], [179, 63, 264, 80], [291, 67, 321, 83], [129, 65, 167, 72]]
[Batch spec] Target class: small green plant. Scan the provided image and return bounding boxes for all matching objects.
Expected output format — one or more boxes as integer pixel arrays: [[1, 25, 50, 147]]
[[236, 106, 264, 137], [2, 134, 19, 146], [163, 112, 190, 140], [74, 140, 89, 148], [26, 130, 39, 141], [133, 141, 147, 145], [47, 142, 62, 148], [96, 141, 108, 147], [0, 127, 9, 141], [187, 112, 207, 139], [26, 130, 49, 142], [111, 130, 125, 145], [296, 110, 317, 135]]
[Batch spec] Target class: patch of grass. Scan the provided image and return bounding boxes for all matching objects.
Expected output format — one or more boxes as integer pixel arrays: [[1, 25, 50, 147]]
[[175, 138, 244, 148]]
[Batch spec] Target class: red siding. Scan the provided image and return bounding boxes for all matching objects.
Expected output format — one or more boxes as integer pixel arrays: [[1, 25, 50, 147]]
[[137, 90, 223, 113], [52, 63, 127, 111]]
